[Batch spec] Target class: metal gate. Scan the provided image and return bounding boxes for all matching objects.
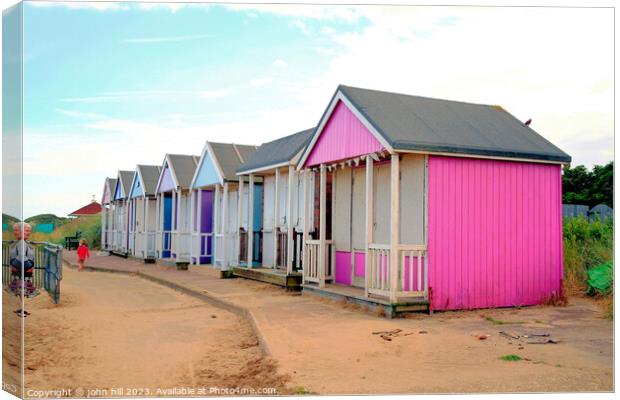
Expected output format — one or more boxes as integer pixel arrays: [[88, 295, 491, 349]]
[[2, 241, 63, 304]]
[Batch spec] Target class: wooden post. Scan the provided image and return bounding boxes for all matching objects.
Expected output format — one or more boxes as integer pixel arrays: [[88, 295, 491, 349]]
[[248, 174, 255, 267], [213, 184, 221, 265], [390, 153, 400, 303], [197, 189, 203, 264], [319, 164, 326, 288], [155, 195, 160, 256], [238, 176, 244, 265], [189, 190, 195, 264], [273, 167, 280, 268], [144, 197, 149, 258], [286, 166, 294, 274], [302, 169, 310, 284], [365, 155, 374, 297], [222, 183, 229, 269], [101, 205, 107, 250]]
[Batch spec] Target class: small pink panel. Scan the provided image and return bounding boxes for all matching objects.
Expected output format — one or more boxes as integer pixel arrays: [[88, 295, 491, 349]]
[[305, 101, 384, 167], [354, 252, 366, 277], [335, 251, 351, 285]]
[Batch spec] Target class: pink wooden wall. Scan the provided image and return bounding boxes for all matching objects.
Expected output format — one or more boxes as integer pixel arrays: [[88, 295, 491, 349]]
[[428, 156, 563, 311], [304, 101, 384, 167]]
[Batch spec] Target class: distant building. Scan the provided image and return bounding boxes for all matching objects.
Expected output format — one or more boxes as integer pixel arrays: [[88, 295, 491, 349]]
[[562, 204, 589, 219], [68, 198, 102, 218]]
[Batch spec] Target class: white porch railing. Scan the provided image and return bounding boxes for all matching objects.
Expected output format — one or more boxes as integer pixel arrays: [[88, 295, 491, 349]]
[[128, 230, 136, 255], [141, 231, 157, 258], [157, 230, 172, 258], [191, 232, 213, 264], [303, 239, 334, 285], [173, 231, 191, 262], [368, 243, 428, 300]]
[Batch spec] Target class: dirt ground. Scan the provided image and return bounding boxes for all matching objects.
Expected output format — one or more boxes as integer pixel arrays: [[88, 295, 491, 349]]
[[3, 263, 614, 396], [276, 295, 614, 394], [3, 268, 289, 398]]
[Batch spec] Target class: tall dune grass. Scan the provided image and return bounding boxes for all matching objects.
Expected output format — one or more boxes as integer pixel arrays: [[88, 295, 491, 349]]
[[2, 216, 102, 250], [563, 216, 613, 317]]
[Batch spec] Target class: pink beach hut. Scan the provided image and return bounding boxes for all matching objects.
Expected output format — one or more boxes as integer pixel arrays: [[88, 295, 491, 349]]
[[297, 85, 571, 314]]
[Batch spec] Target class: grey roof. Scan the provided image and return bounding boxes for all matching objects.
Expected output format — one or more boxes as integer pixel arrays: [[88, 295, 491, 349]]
[[118, 170, 134, 198], [137, 164, 162, 196], [167, 154, 200, 189], [103, 178, 117, 204], [237, 128, 314, 174], [336, 85, 571, 163], [210, 142, 258, 181]]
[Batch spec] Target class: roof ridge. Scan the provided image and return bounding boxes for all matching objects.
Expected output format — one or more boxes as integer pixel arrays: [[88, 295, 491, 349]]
[[232, 143, 244, 163]]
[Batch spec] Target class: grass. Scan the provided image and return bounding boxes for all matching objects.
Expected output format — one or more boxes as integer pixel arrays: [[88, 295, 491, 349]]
[[563, 216, 613, 318], [499, 354, 522, 362], [484, 316, 523, 325], [290, 386, 314, 395]]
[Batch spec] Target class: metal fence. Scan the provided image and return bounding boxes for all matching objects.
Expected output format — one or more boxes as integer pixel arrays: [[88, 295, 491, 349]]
[[2, 241, 63, 304]]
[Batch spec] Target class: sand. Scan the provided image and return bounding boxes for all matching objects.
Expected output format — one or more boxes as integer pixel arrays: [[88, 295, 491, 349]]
[[5, 268, 289, 398], [4, 260, 613, 396], [271, 296, 614, 394]]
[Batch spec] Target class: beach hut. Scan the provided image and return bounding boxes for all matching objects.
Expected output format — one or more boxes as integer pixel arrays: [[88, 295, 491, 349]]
[[154, 154, 200, 266], [233, 129, 314, 287], [110, 170, 134, 256], [189, 142, 258, 270], [297, 85, 571, 314], [101, 177, 117, 252], [127, 164, 162, 261]]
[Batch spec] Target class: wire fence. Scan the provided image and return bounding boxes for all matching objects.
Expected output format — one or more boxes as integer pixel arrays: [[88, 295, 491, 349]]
[[2, 241, 63, 304]]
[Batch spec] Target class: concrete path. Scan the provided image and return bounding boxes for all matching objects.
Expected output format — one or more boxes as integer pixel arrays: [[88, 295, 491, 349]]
[[62, 252, 613, 394]]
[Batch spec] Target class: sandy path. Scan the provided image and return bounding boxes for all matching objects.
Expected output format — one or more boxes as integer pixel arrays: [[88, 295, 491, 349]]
[[8, 268, 289, 397], [270, 296, 613, 394]]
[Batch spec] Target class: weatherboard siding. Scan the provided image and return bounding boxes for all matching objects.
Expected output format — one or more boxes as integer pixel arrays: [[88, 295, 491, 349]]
[[193, 151, 221, 189], [158, 164, 176, 193], [304, 101, 384, 167], [428, 156, 563, 311]]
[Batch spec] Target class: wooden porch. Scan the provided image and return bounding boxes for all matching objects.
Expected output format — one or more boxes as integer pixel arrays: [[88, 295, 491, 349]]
[[299, 151, 430, 312], [302, 283, 429, 316], [232, 266, 302, 290]]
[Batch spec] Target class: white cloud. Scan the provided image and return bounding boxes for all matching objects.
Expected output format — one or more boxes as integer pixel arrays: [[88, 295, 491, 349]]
[[200, 89, 232, 99], [250, 77, 274, 88], [27, 1, 128, 11], [121, 33, 214, 44], [292, 20, 311, 35], [281, 7, 613, 168], [273, 59, 288, 68], [60, 90, 193, 103], [55, 108, 106, 119]]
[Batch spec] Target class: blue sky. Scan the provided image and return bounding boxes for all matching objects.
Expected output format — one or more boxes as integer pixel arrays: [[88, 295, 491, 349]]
[[7, 2, 615, 217]]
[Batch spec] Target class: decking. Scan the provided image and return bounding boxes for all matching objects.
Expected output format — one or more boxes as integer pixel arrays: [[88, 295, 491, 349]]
[[302, 283, 429, 317], [232, 266, 302, 290]]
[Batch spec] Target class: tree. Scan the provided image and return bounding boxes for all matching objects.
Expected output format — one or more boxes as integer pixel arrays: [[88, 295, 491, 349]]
[[563, 161, 613, 208]]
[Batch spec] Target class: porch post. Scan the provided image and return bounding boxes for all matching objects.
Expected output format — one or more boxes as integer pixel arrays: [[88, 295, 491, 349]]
[[190, 190, 195, 264], [319, 163, 326, 288], [365, 155, 374, 297], [213, 184, 221, 265], [302, 169, 310, 284], [144, 197, 149, 258], [236, 176, 247, 265], [248, 174, 255, 267], [286, 165, 294, 274], [101, 205, 107, 250], [273, 167, 280, 268], [155, 196, 160, 256], [390, 153, 400, 303], [222, 182, 229, 269], [197, 189, 203, 264]]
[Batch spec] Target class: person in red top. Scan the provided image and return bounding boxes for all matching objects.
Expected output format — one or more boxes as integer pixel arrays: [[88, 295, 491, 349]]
[[76, 239, 91, 272]]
